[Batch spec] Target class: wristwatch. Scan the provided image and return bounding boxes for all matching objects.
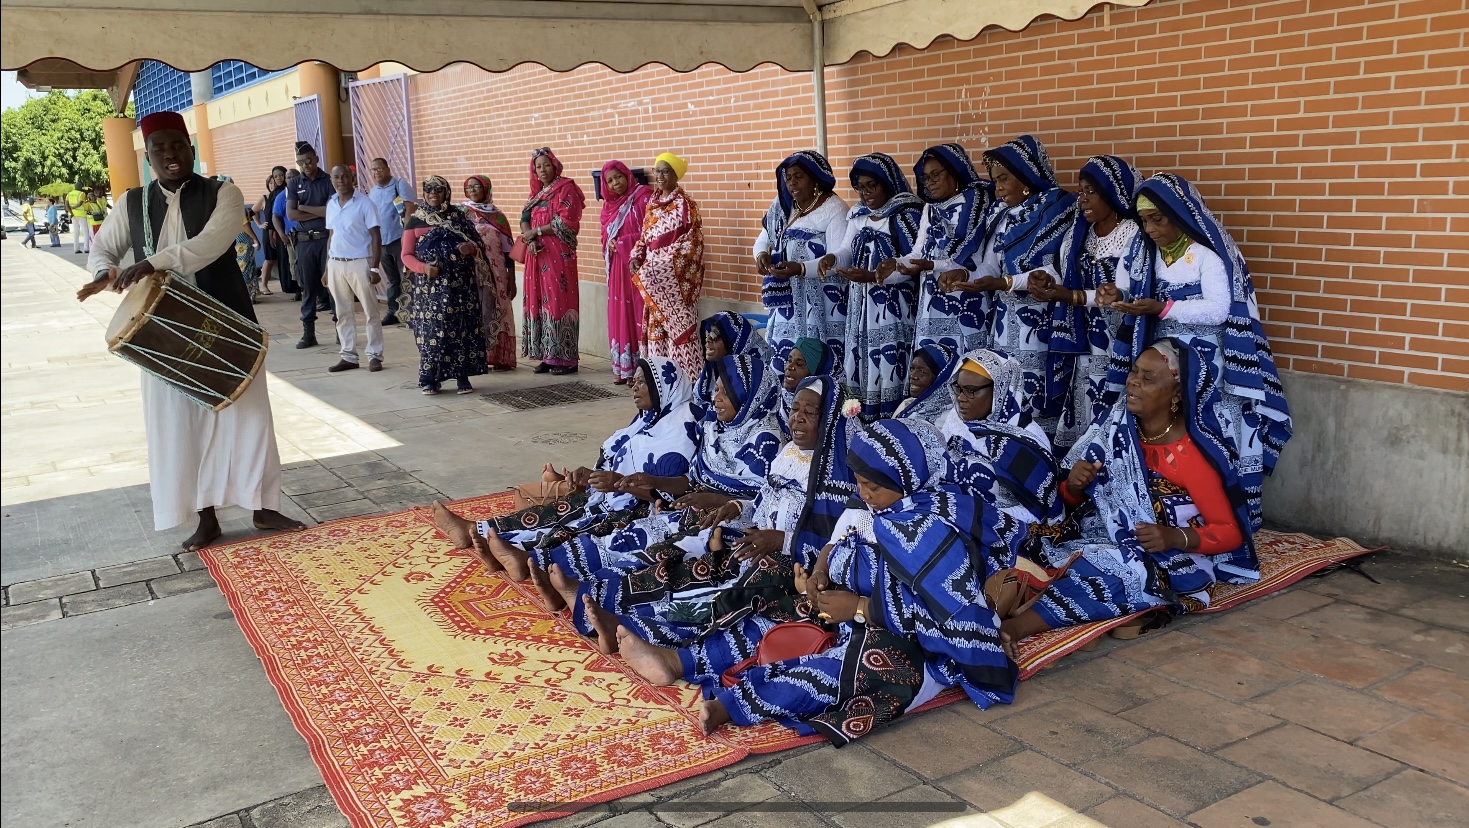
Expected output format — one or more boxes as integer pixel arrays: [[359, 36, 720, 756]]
[[853, 599, 867, 625]]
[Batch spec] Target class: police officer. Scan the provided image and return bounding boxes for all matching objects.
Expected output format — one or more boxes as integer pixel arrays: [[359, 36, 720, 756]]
[[286, 141, 337, 348]]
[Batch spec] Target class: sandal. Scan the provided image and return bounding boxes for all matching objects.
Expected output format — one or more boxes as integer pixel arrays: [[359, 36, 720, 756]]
[[421, 384, 440, 396], [984, 550, 1082, 620], [456, 385, 475, 395]]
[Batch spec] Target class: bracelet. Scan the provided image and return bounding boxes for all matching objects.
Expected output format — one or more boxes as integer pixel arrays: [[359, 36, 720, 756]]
[[1176, 527, 1191, 551], [1004, 276, 1014, 290], [1072, 289, 1084, 305]]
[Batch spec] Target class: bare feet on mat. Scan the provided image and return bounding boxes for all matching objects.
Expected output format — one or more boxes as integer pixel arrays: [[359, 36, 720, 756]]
[[183, 508, 223, 553], [699, 700, 731, 735], [253, 509, 307, 533], [473, 534, 503, 573], [528, 562, 566, 612], [549, 564, 582, 610], [616, 626, 681, 686], [432, 501, 477, 549], [582, 593, 620, 655], [483, 525, 529, 581]]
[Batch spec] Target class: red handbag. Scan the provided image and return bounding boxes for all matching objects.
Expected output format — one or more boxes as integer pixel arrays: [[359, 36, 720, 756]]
[[720, 622, 836, 688], [509, 238, 529, 264]]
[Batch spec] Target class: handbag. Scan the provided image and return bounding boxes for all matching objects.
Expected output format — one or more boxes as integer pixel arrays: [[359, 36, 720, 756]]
[[509, 480, 572, 510], [720, 621, 836, 688], [509, 237, 529, 264]]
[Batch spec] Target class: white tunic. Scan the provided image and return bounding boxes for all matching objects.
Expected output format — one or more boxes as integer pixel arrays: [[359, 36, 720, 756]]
[[87, 180, 284, 530]]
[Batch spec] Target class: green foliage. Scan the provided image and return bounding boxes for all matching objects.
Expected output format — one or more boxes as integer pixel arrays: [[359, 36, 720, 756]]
[[1, 90, 130, 196], [38, 181, 75, 198]]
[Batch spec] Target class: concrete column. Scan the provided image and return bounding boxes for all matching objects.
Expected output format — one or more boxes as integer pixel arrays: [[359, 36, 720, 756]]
[[295, 62, 344, 168], [191, 105, 216, 177], [102, 117, 141, 194]]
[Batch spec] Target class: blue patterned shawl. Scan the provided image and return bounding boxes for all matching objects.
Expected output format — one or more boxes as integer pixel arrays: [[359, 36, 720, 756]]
[[761, 150, 838, 309], [1065, 338, 1257, 596], [594, 357, 699, 511], [1108, 173, 1292, 517], [788, 375, 857, 569], [690, 354, 785, 496], [695, 311, 772, 419], [843, 418, 1019, 705], [1051, 155, 1140, 359], [912, 144, 992, 267], [847, 153, 924, 262], [898, 342, 960, 422]]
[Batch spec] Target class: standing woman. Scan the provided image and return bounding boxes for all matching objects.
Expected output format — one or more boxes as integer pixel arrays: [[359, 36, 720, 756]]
[[754, 151, 850, 375], [254, 167, 287, 295], [401, 176, 489, 395], [1031, 156, 1142, 453], [630, 152, 706, 383], [520, 147, 586, 376], [879, 144, 992, 356], [818, 153, 924, 420], [600, 160, 654, 383], [462, 175, 518, 371]]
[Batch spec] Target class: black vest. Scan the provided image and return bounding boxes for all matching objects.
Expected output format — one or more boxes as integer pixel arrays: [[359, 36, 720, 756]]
[[127, 175, 257, 323]]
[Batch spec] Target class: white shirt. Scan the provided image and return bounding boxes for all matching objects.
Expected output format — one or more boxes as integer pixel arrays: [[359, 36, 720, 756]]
[[87, 179, 244, 283], [325, 191, 380, 259]]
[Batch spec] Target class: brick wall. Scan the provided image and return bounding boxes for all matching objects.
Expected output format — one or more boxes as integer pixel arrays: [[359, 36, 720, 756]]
[[211, 108, 298, 208], [214, 0, 1469, 390]]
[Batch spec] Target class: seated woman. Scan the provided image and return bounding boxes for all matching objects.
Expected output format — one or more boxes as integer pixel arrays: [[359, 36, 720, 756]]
[[596, 376, 856, 668], [780, 337, 834, 420], [622, 418, 1020, 740], [695, 311, 772, 420], [1003, 339, 1256, 649], [433, 357, 696, 578], [892, 343, 959, 423], [938, 348, 1061, 528]]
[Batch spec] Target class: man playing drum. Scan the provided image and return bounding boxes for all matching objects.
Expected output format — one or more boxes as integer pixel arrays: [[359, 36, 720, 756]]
[[77, 110, 306, 552]]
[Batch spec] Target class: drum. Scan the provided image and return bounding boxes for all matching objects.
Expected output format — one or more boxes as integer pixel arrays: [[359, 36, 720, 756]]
[[105, 271, 269, 411]]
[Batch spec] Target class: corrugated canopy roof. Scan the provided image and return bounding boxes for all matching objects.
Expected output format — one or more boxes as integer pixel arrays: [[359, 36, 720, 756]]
[[3, 0, 1146, 97]]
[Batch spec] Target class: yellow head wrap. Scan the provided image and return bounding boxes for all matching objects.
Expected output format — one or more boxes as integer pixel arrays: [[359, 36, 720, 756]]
[[654, 152, 688, 181], [1135, 194, 1157, 212], [960, 359, 991, 379]]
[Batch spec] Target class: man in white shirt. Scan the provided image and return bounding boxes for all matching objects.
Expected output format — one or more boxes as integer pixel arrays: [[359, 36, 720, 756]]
[[324, 165, 384, 372], [76, 110, 305, 552]]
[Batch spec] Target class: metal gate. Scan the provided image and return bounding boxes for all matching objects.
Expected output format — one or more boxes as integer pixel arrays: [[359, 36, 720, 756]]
[[348, 74, 415, 192], [293, 95, 326, 166]]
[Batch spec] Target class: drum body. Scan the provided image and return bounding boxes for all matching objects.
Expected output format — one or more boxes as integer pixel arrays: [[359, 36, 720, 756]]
[[105, 272, 269, 411]]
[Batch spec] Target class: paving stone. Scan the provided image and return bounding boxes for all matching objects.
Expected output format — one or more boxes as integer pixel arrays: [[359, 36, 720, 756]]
[[1336, 769, 1469, 828], [95, 555, 180, 588], [829, 784, 974, 828], [1152, 647, 1302, 701], [761, 744, 918, 805], [60, 582, 152, 615], [363, 481, 443, 505], [1083, 736, 1259, 815], [1304, 573, 1417, 612], [1106, 629, 1212, 668], [1186, 609, 1325, 657], [698, 806, 827, 828], [526, 806, 608, 828], [7, 570, 96, 604], [1241, 587, 1335, 620], [150, 569, 219, 598], [863, 707, 1021, 778], [1218, 723, 1402, 800], [656, 772, 780, 828], [1188, 781, 1379, 828], [390, 405, 449, 420], [1373, 666, 1469, 725], [1036, 657, 1184, 714], [1270, 633, 1420, 689], [940, 750, 1113, 814], [1392, 624, 1469, 673], [1357, 713, 1469, 785], [1083, 796, 1188, 828], [1289, 600, 1434, 653], [1, 598, 63, 629], [991, 698, 1151, 764], [248, 786, 349, 828], [429, 409, 488, 423], [279, 469, 348, 496], [330, 459, 405, 479], [187, 815, 244, 828], [1249, 679, 1412, 742], [177, 550, 205, 571], [292, 487, 372, 508], [1398, 593, 1469, 633], [304, 499, 378, 523], [340, 470, 422, 491], [954, 679, 1065, 722], [316, 452, 384, 469], [1120, 688, 1279, 751]]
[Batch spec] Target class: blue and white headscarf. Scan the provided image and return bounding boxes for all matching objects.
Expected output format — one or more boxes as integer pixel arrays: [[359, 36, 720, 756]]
[[788, 375, 857, 569], [595, 357, 699, 511], [847, 153, 924, 262], [841, 418, 1019, 706], [1109, 173, 1292, 517], [696, 311, 772, 419], [690, 354, 785, 496], [760, 150, 838, 310], [898, 342, 960, 422], [1051, 155, 1140, 359], [912, 143, 992, 267], [1066, 338, 1258, 595]]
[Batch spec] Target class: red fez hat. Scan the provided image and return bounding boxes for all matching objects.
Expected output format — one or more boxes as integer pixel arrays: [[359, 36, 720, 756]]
[[140, 111, 188, 139]]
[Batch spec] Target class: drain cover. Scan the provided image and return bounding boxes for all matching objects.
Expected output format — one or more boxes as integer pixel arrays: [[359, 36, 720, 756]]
[[480, 382, 621, 411], [532, 431, 588, 445]]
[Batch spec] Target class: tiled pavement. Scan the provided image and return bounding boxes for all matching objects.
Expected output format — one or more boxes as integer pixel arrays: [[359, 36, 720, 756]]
[[3, 243, 1466, 828]]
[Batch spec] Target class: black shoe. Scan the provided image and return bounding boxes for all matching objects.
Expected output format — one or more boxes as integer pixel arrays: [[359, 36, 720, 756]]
[[382, 315, 400, 326], [368, 358, 383, 372], [293, 292, 302, 301], [533, 362, 552, 374], [549, 365, 578, 376], [328, 359, 359, 372], [296, 334, 318, 349]]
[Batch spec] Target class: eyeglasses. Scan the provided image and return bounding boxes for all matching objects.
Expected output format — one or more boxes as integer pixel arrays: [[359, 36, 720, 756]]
[[422, 185, 448, 194], [1077, 184, 1099, 198], [855, 180, 886, 195], [953, 381, 994, 399], [922, 170, 949, 184]]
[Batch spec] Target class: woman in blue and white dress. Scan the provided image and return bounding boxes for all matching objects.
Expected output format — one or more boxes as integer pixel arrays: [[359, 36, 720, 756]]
[[879, 144, 993, 355], [1100, 172, 1292, 531], [816, 153, 924, 420], [755, 151, 850, 375]]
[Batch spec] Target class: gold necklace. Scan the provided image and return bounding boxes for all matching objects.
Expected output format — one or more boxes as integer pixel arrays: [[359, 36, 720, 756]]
[[1140, 418, 1179, 444], [791, 191, 826, 220]]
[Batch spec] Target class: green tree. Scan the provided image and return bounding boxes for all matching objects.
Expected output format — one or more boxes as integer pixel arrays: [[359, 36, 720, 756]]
[[1, 90, 131, 196]]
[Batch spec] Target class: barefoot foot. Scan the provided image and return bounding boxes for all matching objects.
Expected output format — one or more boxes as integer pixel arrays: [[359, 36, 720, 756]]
[[183, 509, 223, 553], [699, 700, 732, 735], [541, 463, 564, 484], [432, 501, 476, 549], [582, 593, 620, 655], [483, 526, 529, 581], [473, 534, 503, 573], [548, 564, 582, 610], [528, 562, 566, 612], [615, 626, 681, 685], [253, 509, 307, 533]]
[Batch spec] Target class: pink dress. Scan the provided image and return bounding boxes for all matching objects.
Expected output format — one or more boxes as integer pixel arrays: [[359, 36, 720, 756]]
[[599, 161, 653, 380], [521, 149, 586, 367]]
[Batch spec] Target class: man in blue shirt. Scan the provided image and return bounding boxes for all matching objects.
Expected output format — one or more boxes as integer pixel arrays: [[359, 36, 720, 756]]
[[271, 168, 300, 296], [367, 158, 415, 325], [45, 198, 61, 246], [286, 142, 337, 348]]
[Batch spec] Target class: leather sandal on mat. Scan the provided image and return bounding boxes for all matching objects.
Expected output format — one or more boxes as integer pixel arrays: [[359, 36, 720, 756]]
[[1110, 609, 1173, 640]]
